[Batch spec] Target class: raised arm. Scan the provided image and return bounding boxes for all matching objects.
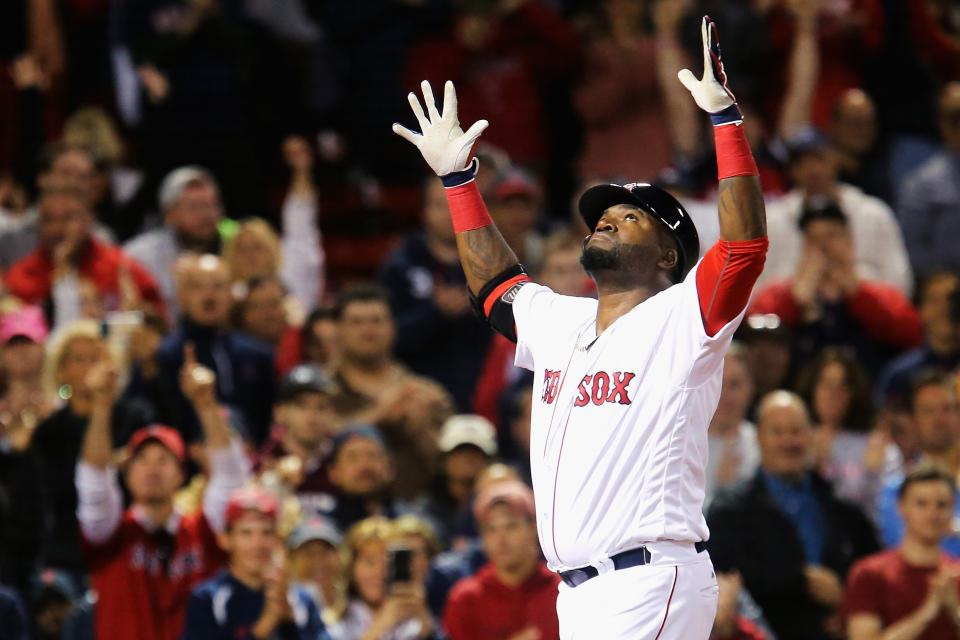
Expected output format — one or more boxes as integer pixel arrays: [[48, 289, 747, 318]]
[[678, 17, 768, 335], [394, 81, 528, 341]]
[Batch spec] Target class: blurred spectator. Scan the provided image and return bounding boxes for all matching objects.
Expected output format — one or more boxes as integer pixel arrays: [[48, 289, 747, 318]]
[[29, 568, 77, 640], [330, 285, 453, 499], [258, 365, 340, 516], [378, 179, 491, 412], [156, 254, 275, 444], [406, 0, 579, 168], [321, 425, 398, 532], [115, 0, 262, 215], [234, 275, 290, 347], [738, 316, 795, 412], [4, 183, 163, 325], [0, 145, 114, 271], [0, 584, 29, 640], [749, 198, 923, 372], [117, 311, 169, 418], [182, 486, 329, 639], [709, 572, 768, 640], [760, 128, 913, 296], [444, 480, 559, 640], [32, 320, 154, 576], [706, 343, 760, 504], [423, 414, 497, 547], [124, 166, 226, 318], [0, 306, 55, 428], [473, 231, 587, 427], [485, 168, 544, 270], [844, 467, 960, 640], [327, 516, 437, 640], [828, 89, 892, 203], [288, 516, 345, 623], [276, 306, 339, 377], [877, 372, 960, 555], [763, 0, 884, 129], [877, 271, 960, 408], [708, 391, 880, 640], [502, 379, 533, 485], [573, 0, 692, 183], [897, 82, 960, 279], [75, 351, 249, 640], [795, 348, 900, 516]]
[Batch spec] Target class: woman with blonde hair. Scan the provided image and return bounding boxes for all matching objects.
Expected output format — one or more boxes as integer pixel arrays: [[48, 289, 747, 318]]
[[32, 319, 154, 576], [326, 516, 439, 640]]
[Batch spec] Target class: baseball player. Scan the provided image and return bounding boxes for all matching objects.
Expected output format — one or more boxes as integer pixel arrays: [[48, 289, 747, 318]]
[[394, 16, 767, 639]]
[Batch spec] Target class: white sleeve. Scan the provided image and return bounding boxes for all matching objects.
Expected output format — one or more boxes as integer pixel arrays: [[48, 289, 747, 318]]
[[75, 462, 124, 544], [51, 273, 82, 331], [872, 200, 914, 297], [202, 437, 251, 533], [511, 282, 557, 371], [280, 193, 324, 309]]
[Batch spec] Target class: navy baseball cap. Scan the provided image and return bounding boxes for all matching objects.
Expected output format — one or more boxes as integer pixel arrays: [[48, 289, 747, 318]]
[[784, 126, 830, 161], [277, 365, 337, 403]]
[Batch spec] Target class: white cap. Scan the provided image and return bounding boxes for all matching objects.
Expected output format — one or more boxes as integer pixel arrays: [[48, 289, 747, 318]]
[[158, 165, 217, 212], [439, 414, 497, 456]]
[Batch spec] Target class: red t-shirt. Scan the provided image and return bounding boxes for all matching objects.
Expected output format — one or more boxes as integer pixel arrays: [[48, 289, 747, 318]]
[[81, 509, 226, 640], [444, 563, 561, 640], [4, 238, 164, 315], [843, 549, 960, 639]]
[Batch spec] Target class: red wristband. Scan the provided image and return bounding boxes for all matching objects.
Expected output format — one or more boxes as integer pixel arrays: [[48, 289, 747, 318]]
[[445, 180, 494, 234], [714, 123, 759, 180]]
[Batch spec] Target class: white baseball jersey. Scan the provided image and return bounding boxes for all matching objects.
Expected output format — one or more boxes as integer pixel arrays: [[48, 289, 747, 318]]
[[513, 260, 745, 572]]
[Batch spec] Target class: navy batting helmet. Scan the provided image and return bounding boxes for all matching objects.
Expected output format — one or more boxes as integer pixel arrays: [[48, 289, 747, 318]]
[[578, 182, 700, 283]]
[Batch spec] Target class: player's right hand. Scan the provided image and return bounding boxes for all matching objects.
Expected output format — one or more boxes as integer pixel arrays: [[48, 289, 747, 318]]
[[393, 80, 488, 177]]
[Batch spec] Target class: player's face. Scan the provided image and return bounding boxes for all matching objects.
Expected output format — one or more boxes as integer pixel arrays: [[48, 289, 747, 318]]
[[757, 405, 812, 476], [329, 438, 390, 496], [352, 540, 387, 606], [899, 480, 956, 544], [224, 512, 279, 579], [291, 540, 342, 590], [444, 446, 489, 506], [912, 385, 960, 454], [479, 504, 539, 574], [581, 204, 674, 277], [812, 361, 851, 427], [275, 391, 337, 448], [125, 442, 185, 503], [338, 301, 395, 362]]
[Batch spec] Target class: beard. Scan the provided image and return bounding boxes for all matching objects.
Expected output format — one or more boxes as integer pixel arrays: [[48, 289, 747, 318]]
[[580, 242, 652, 274]]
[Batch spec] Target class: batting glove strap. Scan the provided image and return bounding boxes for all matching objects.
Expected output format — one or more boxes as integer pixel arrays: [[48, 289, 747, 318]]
[[710, 104, 744, 127], [441, 158, 479, 188]]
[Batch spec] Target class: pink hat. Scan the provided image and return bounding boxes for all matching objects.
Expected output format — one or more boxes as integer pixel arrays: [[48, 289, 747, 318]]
[[0, 307, 48, 345], [127, 424, 187, 463], [473, 480, 536, 524]]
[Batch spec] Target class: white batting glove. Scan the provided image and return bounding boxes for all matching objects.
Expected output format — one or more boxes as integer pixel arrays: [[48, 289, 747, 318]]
[[678, 16, 742, 125], [393, 80, 489, 180]]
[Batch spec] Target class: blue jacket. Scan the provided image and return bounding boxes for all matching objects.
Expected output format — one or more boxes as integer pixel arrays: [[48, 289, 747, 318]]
[[182, 571, 330, 640], [157, 319, 275, 444]]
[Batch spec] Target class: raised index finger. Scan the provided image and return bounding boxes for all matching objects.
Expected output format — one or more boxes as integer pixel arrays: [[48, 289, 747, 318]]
[[184, 342, 196, 368]]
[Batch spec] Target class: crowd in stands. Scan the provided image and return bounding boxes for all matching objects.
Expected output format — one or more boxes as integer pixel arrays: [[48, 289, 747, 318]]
[[1, 0, 960, 638]]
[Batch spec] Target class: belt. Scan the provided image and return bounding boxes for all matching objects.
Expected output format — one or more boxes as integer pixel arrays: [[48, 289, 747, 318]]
[[558, 541, 708, 588]]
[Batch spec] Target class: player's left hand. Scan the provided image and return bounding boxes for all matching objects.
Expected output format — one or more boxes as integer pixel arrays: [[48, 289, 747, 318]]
[[678, 16, 739, 119]]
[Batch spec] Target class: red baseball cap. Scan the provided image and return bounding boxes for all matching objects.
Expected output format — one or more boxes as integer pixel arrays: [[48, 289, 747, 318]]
[[225, 486, 279, 530], [126, 425, 187, 463], [0, 306, 48, 345], [473, 480, 536, 524]]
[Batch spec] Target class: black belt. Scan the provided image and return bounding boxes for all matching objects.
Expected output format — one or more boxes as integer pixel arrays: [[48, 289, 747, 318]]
[[558, 541, 708, 588]]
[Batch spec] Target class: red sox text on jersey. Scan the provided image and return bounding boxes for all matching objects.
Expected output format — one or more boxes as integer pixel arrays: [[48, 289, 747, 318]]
[[542, 369, 636, 406]]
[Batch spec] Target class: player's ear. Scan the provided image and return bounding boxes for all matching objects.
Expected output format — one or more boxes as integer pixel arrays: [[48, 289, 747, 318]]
[[657, 246, 679, 272]]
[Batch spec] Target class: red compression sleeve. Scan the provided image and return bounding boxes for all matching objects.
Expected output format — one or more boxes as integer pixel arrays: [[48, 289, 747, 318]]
[[445, 180, 493, 234], [714, 124, 759, 180], [696, 237, 769, 336]]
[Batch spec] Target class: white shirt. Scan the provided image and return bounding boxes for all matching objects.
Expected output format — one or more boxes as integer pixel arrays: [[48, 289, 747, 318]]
[[759, 184, 913, 296], [513, 261, 744, 571]]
